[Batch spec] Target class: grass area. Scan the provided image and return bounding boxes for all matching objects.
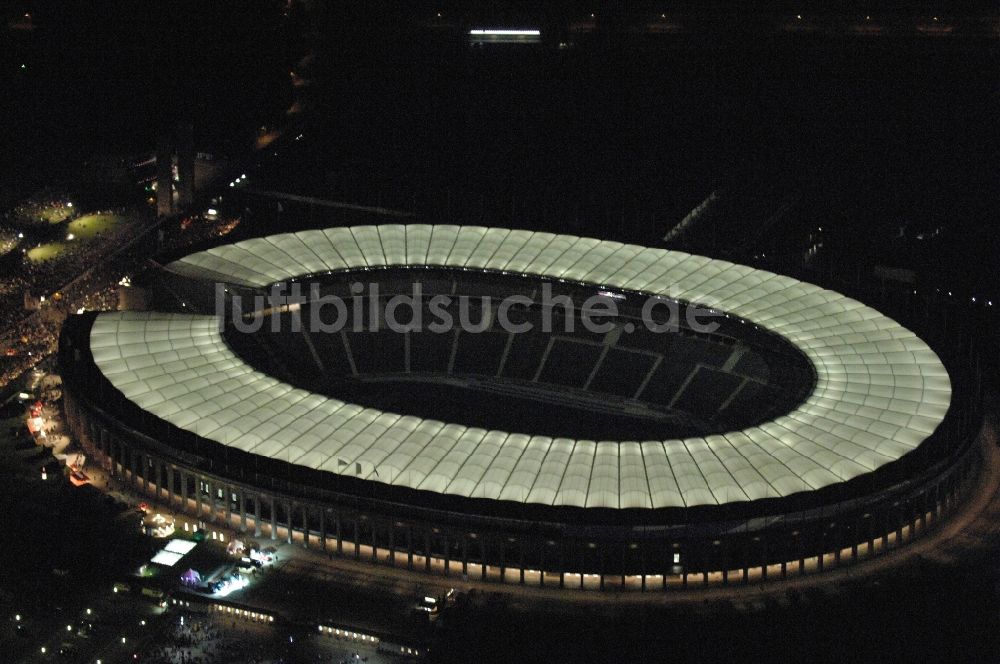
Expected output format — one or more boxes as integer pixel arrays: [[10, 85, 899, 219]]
[[26, 242, 69, 262], [37, 205, 72, 224], [24, 214, 127, 262], [66, 213, 126, 240]]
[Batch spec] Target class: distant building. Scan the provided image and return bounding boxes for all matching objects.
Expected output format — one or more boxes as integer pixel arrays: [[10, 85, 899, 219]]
[[156, 136, 174, 218], [176, 123, 195, 210]]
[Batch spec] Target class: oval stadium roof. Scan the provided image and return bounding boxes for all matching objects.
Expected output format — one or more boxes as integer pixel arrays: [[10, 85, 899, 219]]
[[88, 225, 951, 509]]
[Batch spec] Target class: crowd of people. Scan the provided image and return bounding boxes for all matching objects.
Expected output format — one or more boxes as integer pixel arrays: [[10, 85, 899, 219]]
[[3, 190, 76, 226], [20, 208, 134, 275], [0, 204, 135, 327], [0, 315, 58, 389], [143, 615, 268, 664], [0, 262, 142, 389], [140, 612, 378, 664], [141, 612, 277, 664], [0, 194, 241, 393]]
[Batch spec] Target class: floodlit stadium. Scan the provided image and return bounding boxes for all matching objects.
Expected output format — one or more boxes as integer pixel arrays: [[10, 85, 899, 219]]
[[60, 225, 979, 590]]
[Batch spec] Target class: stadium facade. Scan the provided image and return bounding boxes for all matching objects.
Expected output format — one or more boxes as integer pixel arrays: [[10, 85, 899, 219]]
[[60, 225, 980, 590]]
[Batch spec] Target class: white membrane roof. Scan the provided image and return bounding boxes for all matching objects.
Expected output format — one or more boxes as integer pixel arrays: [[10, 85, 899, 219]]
[[88, 225, 951, 509]]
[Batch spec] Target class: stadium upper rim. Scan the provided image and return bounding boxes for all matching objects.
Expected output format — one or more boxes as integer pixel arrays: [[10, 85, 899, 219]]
[[88, 225, 951, 510]]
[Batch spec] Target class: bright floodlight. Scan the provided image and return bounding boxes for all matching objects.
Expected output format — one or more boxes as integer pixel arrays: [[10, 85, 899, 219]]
[[469, 28, 540, 35], [468, 28, 541, 44]]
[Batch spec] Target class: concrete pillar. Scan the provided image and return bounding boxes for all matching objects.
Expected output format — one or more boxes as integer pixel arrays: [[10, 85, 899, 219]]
[[253, 495, 262, 537], [195, 476, 203, 520], [335, 513, 343, 555], [155, 135, 173, 217], [286, 502, 294, 544], [407, 527, 413, 570], [102, 436, 112, 473], [270, 496, 278, 541], [319, 509, 326, 551], [302, 506, 309, 548], [239, 491, 247, 532], [147, 458, 157, 498], [181, 470, 189, 513], [207, 479, 216, 523], [154, 460, 163, 500], [176, 123, 195, 210], [225, 485, 233, 527]]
